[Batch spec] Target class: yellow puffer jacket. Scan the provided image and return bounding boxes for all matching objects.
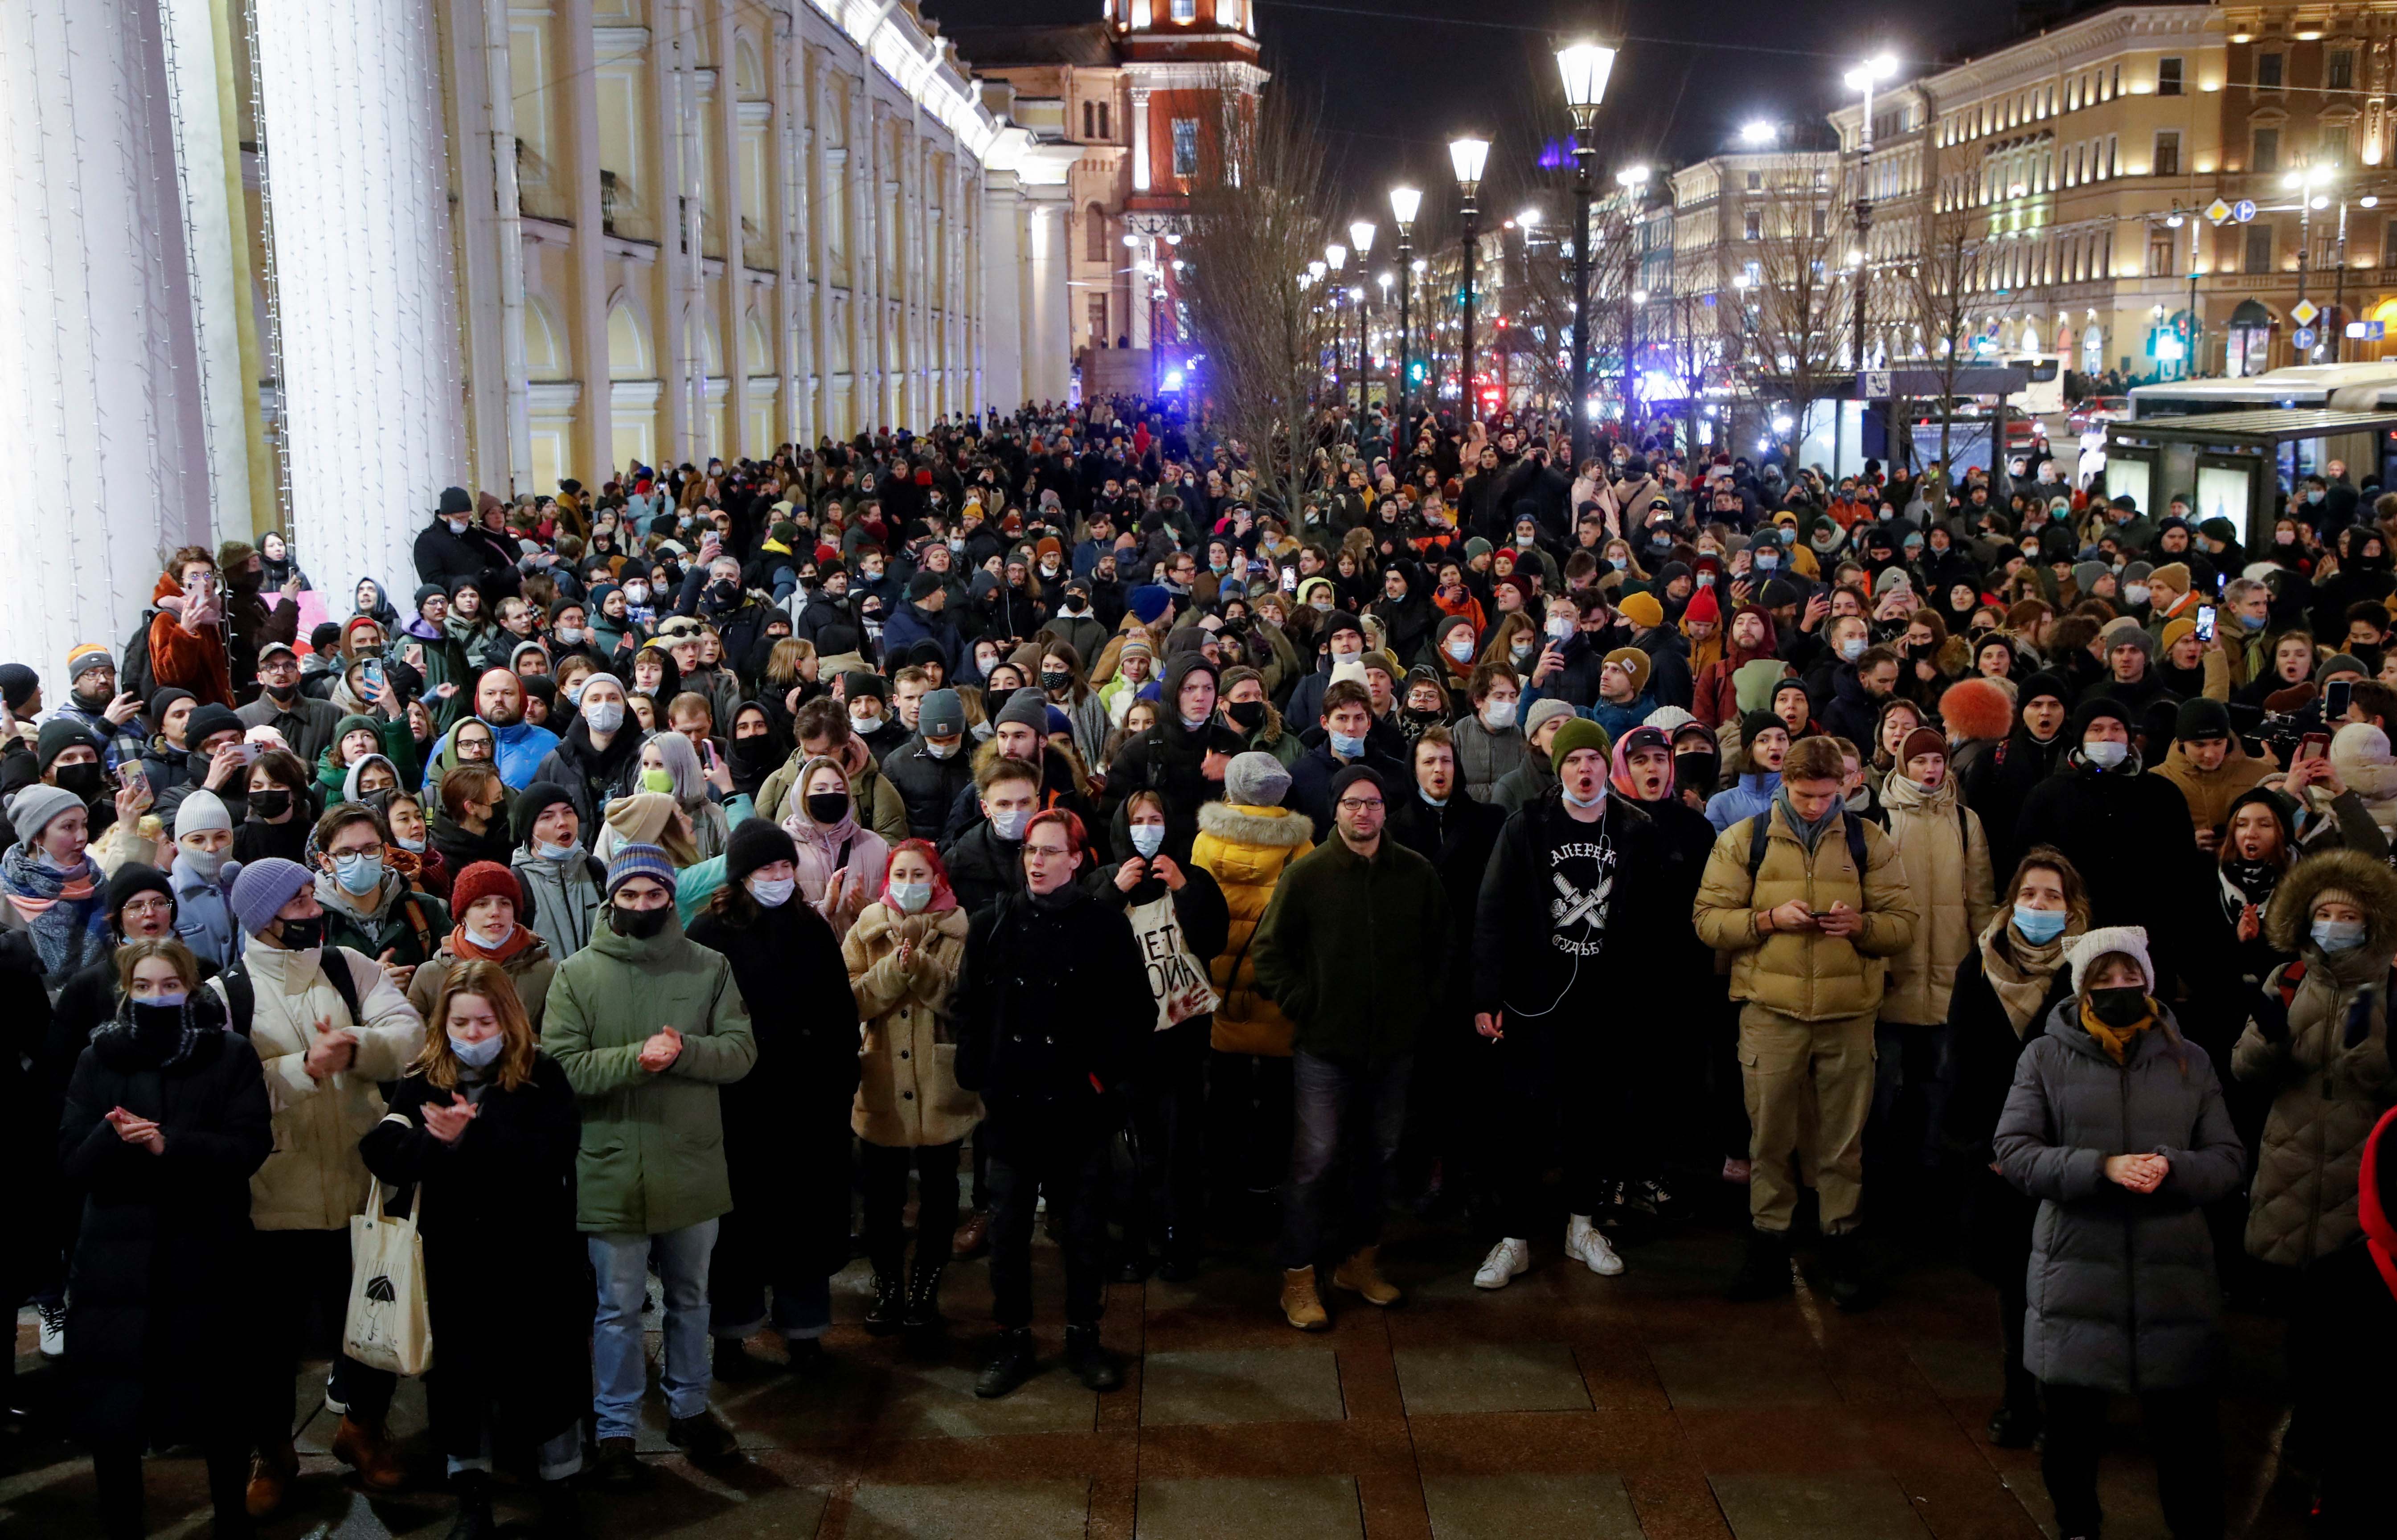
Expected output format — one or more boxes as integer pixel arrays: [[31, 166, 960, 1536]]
[[1875, 769, 1995, 1027], [1191, 800, 1315, 1055], [1693, 800, 1920, 1022]]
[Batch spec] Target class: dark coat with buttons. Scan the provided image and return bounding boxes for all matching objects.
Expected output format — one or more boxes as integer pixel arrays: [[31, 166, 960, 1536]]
[[953, 883, 1151, 1125], [1993, 999, 2246, 1393]]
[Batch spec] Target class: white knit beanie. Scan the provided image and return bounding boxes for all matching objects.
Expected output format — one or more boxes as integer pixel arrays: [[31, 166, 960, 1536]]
[[2066, 925, 2153, 997]]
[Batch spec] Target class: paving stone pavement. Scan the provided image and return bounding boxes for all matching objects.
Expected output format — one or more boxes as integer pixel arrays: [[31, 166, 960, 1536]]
[[0, 1204, 2312, 1539]]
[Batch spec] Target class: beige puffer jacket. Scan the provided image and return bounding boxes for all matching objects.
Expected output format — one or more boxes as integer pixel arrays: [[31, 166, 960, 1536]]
[[844, 900, 979, 1147], [1693, 800, 1919, 1022], [209, 941, 426, 1231], [2236, 848, 2397, 1268], [1876, 770, 1995, 1027]]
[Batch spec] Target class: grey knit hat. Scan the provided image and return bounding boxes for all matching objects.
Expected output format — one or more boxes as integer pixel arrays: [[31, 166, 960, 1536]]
[[1225, 750, 1292, 808], [1524, 697, 1578, 738], [7, 784, 84, 848], [995, 688, 1051, 731]]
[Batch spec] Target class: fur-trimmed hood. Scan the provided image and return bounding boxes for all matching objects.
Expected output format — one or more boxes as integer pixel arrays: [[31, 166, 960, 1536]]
[[1196, 799, 1314, 848], [2266, 846, 2397, 958]]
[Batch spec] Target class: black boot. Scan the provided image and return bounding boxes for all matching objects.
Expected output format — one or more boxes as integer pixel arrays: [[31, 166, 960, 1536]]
[[1156, 1228, 1202, 1283], [1724, 1228, 1795, 1301], [974, 1328, 1039, 1399], [712, 1333, 776, 1382], [902, 1264, 946, 1331], [447, 1471, 497, 1540], [1063, 1326, 1123, 1392], [1818, 1232, 1879, 1312], [864, 1273, 906, 1336]]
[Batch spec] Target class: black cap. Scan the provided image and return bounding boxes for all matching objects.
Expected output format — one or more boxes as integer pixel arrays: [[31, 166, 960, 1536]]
[[1328, 763, 1387, 807], [2175, 696, 2233, 742]]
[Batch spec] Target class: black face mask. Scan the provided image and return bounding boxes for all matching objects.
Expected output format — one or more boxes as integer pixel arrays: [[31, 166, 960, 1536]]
[[131, 1000, 186, 1056], [805, 792, 850, 826], [249, 788, 294, 820], [609, 902, 671, 939], [2088, 985, 2149, 1028], [275, 915, 325, 950], [53, 762, 105, 801], [1226, 700, 1267, 731], [708, 579, 738, 608]]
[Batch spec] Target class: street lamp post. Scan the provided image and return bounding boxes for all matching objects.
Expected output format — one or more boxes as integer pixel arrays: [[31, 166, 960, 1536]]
[[1326, 241, 1348, 416], [1450, 135, 1490, 419], [1390, 185, 1422, 424], [2288, 164, 2332, 361], [1845, 53, 1897, 373], [1555, 41, 1617, 463], [1350, 219, 1378, 428], [1377, 269, 1395, 415]]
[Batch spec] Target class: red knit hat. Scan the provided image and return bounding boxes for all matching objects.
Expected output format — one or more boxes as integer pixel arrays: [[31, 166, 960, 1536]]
[[449, 861, 521, 919], [1683, 587, 1721, 627]]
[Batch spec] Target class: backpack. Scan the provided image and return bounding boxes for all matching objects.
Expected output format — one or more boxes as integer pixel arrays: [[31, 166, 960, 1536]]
[[216, 946, 365, 1038], [1746, 806, 1870, 884], [118, 606, 161, 704]]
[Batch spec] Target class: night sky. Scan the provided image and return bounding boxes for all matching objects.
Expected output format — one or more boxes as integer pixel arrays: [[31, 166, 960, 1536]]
[[942, 0, 2031, 208]]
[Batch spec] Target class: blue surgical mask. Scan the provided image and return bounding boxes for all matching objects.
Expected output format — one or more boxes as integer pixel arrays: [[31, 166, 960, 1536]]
[[1330, 731, 1366, 758], [535, 839, 582, 863], [992, 807, 1032, 841], [2013, 905, 2068, 944], [333, 852, 383, 895], [1130, 823, 1166, 857], [449, 1032, 504, 1069], [145, 990, 188, 1009], [2239, 611, 2266, 630], [1839, 637, 1867, 662], [891, 880, 932, 913], [2313, 918, 2367, 953]]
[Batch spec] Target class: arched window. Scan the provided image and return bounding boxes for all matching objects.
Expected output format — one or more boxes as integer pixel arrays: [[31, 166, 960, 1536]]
[[1085, 204, 1109, 262]]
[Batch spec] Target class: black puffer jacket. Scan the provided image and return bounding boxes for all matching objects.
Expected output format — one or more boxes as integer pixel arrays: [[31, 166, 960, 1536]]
[[953, 885, 1151, 1114], [881, 733, 974, 842]]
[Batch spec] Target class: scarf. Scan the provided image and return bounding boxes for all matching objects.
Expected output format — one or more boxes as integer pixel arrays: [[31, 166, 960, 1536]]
[[1, 843, 109, 975], [452, 923, 538, 964], [1977, 910, 2077, 1037], [2079, 997, 2156, 1064], [2218, 857, 2280, 924], [1772, 785, 1841, 852], [95, 989, 220, 1071]]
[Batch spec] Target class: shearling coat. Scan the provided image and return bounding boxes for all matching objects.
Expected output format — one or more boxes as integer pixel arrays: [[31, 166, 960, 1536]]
[[2236, 848, 2397, 1268], [1693, 802, 1919, 1023], [1190, 800, 1314, 1056], [1876, 770, 1996, 1027], [1995, 998, 2245, 1392], [844, 900, 979, 1146]]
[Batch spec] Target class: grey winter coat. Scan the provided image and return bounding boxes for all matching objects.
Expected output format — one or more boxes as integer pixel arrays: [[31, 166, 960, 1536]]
[[1450, 714, 1527, 803], [1994, 999, 2245, 1393]]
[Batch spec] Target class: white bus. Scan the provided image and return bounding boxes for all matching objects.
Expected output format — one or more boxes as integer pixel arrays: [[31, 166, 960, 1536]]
[[2003, 352, 2065, 417]]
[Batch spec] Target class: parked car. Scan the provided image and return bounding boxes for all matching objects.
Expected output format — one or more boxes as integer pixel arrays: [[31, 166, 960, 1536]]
[[2067, 394, 2130, 433]]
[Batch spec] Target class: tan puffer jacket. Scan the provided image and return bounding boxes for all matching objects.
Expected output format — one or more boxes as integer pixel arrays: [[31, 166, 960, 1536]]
[[1191, 800, 1314, 1055], [844, 901, 978, 1147], [2235, 848, 2397, 1268], [2150, 738, 2278, 838], [1693, 800, 1919, 1022], [1876, 770, 1995, 1027]]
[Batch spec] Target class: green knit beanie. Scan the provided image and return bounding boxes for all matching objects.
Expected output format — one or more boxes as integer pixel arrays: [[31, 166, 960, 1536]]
[[1549, 716, 1611, 773]]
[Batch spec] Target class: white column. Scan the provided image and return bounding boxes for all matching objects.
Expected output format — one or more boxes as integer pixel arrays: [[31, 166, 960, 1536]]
[[1130, 85, 1151, 192], [979, 174, 1025, 412], [0, 0, 219, 675], [162, 0, 257, 544], [253, 0, 467, 606]]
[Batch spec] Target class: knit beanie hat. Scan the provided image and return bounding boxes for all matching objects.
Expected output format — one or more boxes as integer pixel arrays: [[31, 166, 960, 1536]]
[[1603, 647, 1652, 696], [605, 842, 677, 897], [1740, 709, 1787, 749], [184, 703, 244, 749], [725, 818, 799, 886], [906, 570, 945, 601], [66, 644, 114, 684], [996, 687, 1052, 731], [1643, 704, 1698, 734], [107, 862, 173, 927], [2175, 696, 2233, 742], [2159, 616, 2197, 651], [2150, 561, 2192, 593], [36, 718, 102, 773], [604, 790, 679, 850], [2099, 617, 2155, 659], [8, 783, 82, 847], [1897, 726, 1947, 766], [1127, 585, 1174, 624], [511, 781, 578, 847], [2019, 671, 2070, 711], [1327, 762, 1387, 807], [1524, 697, 1578, 739], [919, 688, 965, 738], [1550, 717, 1611, 772], [1683, 587, 1721, 627], [2318, 653, 2369, 684], [1617, 590, 1664, 629], [2067, 924, 2154, 996], [1225, 750, 1292, 808], [174, 788, 234, 839], [228, 857, 315, 936], [145, 686, 195, 732], [0, 663, 40, 713], [449, 861, 521, 919]]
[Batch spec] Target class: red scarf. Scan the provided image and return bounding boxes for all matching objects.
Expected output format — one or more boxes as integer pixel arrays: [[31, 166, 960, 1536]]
[[2359, 1106, 2397, 1305], [452, 924, 537, 964]]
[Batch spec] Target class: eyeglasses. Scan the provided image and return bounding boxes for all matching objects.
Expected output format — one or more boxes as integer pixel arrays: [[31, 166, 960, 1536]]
[[121, 897, 173, 915], [1336, 798, 1386, 813], [1024, 844, 1072, 859]]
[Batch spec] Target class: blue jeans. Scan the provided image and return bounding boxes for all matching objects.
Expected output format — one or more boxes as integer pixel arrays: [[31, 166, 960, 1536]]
[[589, 1220, 717, 1442], [1277, 1050, 1412, 1271]]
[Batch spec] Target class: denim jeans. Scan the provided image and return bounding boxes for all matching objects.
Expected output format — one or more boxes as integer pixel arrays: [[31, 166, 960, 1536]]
[[1276, 1050, 1412, 1271], [589, 1220, 717, 1442], [446, 1423, 585, 1482]]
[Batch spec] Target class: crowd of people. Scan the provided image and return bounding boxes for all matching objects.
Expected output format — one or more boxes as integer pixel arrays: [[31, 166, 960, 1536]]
[[0, 397, 2392, 1540]]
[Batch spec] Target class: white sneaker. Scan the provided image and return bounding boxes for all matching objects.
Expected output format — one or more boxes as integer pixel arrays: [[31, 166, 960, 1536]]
[[1564, 1214, 1625, 1277], [1473, 1237, 1530, 1290], [37, 1302, 66, 1359]]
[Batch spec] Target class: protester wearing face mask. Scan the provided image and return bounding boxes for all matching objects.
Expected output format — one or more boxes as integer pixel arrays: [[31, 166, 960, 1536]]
[[1285, 610, 1370, 729], [1103, 652, 1246, 857], [509, 780, 607, 961], [215, 856, 427, 1514], [683, 819, 861, 1379], [59, 936, 269, 1540], [314, 800, 454, 995], [232, 749, 315, 866], [882, 687, 975, 841], [359, 961, 585, 1538], [407, 861, 554, 1033], [778, 754, 889, 941], [162, 789, 243, 969], [1995, 926, 2243, 1540]]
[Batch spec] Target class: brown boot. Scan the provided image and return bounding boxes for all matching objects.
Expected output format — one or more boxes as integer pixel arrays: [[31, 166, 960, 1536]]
[[245, 1435, 299, 1519], [1280, 1266, 1329, 1331], [1331, 1245, 1402, 1307], [330, 1414, 406, 1492], [952, 1210, 991, 1259]]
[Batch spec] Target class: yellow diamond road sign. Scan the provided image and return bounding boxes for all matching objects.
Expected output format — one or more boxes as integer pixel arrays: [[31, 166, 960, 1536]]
[[2205, 197, 2233, 225], [2292, 299, 2320, 326]]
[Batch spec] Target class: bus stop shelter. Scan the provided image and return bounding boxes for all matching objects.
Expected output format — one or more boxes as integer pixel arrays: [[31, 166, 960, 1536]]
[[2102, 409, 2397, 545]]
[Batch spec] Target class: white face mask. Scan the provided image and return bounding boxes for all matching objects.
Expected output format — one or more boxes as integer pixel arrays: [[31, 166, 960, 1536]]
[[1446, 636, 1474, 662], [2083, 738, 2128, 769], [890, 879, 932, 913], [991, 807, 1032, 841], [623, 583, 648, 604], [467, 921, 516, 950], [1130, 823, 1166, 857], [747, 874, 796, 908], [1482, 699, 1518, 731], [582, 699, 625, 734]]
